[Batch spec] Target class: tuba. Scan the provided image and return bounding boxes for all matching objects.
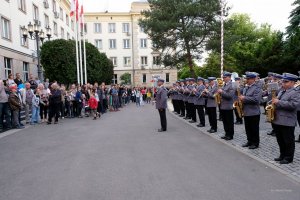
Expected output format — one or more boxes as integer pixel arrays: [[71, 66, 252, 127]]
[[265, 83, 279, 123], [214, 78, 224, 105]]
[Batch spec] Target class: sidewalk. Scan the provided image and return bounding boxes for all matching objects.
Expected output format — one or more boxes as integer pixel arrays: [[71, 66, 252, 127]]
[[167, 100, 300, 182]]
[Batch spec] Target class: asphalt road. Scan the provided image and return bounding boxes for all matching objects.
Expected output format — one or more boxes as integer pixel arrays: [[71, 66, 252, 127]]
[[0, 103, 299, 200]]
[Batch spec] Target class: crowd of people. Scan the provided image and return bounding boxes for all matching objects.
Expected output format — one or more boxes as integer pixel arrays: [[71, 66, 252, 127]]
[[169, 71, 300, 165], [0, 73, 155, 132]]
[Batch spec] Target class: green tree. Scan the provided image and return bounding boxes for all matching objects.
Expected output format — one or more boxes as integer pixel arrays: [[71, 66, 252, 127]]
[[120, 73, 131, 85], [139, 0, 222, 78], [206, 13, 284, 77], [41, 39, 114, 84]]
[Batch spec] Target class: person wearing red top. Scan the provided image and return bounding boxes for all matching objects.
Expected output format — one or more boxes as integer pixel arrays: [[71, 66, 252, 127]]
[[88, 92, 99, 120]]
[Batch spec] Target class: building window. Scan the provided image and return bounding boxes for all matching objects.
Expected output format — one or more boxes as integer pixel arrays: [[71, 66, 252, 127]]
[[142, 74, 147, 83], [53, 22, 58, 35], [108, 23, 116, 33], [141, 56, 148, 66], [23, 62, 29, 81], [140, 39, 147, 48], [59, 7, 63, 21], [110, 57, 117, 67], [123, 39, 130, 49], [166, 73, 170, 83], [4, 57, 12, 79], [20, 27, 28, 47], [1, 17, 11, 40], [153, 56, 160, 65], [71, 20, 74, 30], [44, 14, 49, 28], [61, 27, 64, 38], [109, 39, 116, 49], [124, 57, 131, 67], [94, 23, 101, 33], [83, 23, 87, 33], [18, 0, 26, 12], [112, 74, 118, 84], [33, 4, 39, 20], [140, 26, 145, 33], [66, 15, 69, 26], [95, 39, 102, 49], [122, 23, 130, 33], [52, 0, 56, 12]]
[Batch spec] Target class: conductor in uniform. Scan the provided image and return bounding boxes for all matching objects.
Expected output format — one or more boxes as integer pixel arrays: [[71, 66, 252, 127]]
[[239, 72, 262, 149], [272, 73, 300, 164], [156, 78, 168, 132]]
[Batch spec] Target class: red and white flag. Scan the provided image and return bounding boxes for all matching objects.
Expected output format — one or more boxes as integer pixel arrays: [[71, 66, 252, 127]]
[[70, 0, 76, 17]]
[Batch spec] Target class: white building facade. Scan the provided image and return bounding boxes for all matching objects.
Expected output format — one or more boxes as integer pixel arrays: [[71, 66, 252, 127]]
[[85, 2, 177, 87], [0, 0, 75, 81]]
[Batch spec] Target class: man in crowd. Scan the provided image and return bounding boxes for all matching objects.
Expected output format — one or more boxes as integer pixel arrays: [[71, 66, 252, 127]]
[[0, 80, 11, 132]]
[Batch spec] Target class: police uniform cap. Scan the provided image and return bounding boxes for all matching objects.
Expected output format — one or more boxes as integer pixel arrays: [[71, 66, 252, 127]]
[[222, 71, 232, 77], [273, 73, 283, 79], [282, 73, 298, 82], [208, 77, 216, 81], [245, 72, 257, 79], [197, 77, 205, 82], [157, 78, 165, 83]]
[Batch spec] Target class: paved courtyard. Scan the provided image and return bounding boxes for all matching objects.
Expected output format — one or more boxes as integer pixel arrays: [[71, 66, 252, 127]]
[[168, 101, 300, 182], [0, 103, 299, 200]]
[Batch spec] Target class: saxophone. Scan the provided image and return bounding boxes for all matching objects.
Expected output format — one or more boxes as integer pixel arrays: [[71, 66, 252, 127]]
[[265, 89, 276, 123], [214, 78, 224, 105], [233, 87, 243, 118]]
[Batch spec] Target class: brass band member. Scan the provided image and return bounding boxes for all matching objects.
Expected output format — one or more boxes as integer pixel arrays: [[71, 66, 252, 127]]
[[205, 77, 218, 133], [188, 78, 197, 123], [179, 80, 186, 117], [239, 72, 262, 149], [183, 78, 191, 120], [233, 77, 243, 125], [272, 73, 300, 164], [194, 77, 206, 127], [217, 72, 235, 140]]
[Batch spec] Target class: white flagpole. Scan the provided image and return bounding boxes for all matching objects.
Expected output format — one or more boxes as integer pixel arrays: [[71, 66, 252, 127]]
[[79, 23, 83, 86], [75, 17, 80, 85], [82, 11, 87, 84], [220, 0, 224, 76]]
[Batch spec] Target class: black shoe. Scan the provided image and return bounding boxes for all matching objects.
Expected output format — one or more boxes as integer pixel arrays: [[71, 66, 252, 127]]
[[242, 142, 250, 148], [209, 129, 217, 133], [158, 129, 166, 132], [224, 137, 233, 141], [221, 136, 227, 139], [279, 159, 292, 164], [179, 115, 185, 117], [267, 130, 275, 135], [197, 124, 205, 127], [189, 120, 196, 123], [248, 145, 258, 149], [183, 117, 188, 120], [295, 139, 300, 143], [207, 129, 212, 132], [274, 157, 283, 162], [234, 121, 243, 125]]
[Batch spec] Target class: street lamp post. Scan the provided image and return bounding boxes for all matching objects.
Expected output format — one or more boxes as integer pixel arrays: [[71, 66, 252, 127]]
[[21, 22, 52, 82]]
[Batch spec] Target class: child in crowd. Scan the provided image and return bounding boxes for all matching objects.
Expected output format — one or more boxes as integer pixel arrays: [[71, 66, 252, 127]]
[[31, 88, 42, 125], [88, 92, 99, 120]]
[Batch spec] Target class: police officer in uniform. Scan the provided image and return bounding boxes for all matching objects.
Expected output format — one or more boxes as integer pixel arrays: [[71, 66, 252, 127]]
[[239, 72, 262, 149], [205, 77, 218, 133], [194, 77, 206, 127], [178, 80, 186, 117], [188, 78, 197, 123], [217, 72, 235, 140], [183, 78, 190, 120], [233, 77, 243, 125], [296, 71, 300, 143], [156, 78, 168, 132], [272, 73, 300, 164]]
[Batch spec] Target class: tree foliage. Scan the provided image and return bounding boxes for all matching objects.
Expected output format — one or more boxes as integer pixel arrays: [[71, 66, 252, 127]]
[[41, 39, 114, 84], [120, 73, 132, 85], [139, 0, 223, 77]]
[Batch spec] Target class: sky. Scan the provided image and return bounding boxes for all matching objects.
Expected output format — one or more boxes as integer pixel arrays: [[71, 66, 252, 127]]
[[83, 0, 295, 31]]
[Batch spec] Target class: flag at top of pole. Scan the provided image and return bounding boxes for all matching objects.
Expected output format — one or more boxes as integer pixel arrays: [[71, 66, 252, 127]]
[[76, 0, 79, 21], [70, 0, 76, 17]]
